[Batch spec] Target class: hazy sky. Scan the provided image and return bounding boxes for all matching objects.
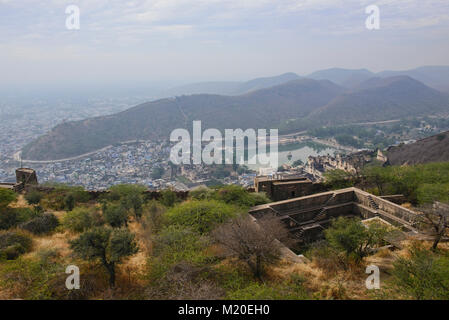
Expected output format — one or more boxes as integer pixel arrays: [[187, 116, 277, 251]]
[[1, 0, 449, 89]]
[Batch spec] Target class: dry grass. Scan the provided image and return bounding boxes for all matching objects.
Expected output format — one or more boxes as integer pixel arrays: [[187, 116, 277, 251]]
[[265, 257, 372, 300], [23, 230, 76, 260], [401, 202, 413, 209], [9, 194, 32, 209], [118, 219, 151, 287]]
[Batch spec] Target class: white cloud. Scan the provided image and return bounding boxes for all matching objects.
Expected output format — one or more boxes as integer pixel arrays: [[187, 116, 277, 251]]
[[0, 0, 448, 86]]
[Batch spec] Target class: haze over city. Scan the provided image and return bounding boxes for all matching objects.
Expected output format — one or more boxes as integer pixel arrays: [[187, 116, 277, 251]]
[[1, 0, 449, 92]]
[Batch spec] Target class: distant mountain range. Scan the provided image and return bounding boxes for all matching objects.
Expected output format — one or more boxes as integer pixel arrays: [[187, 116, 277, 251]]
[[163, 66, 449, 96], [21, 67, 449, 161], [307, 76, 449, 125], [159, 73, 302, 97], [387, 130, 449, 165], [306, 68, 375, 88]]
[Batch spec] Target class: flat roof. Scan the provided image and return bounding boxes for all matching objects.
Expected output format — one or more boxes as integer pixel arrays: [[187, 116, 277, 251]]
[[272, 180, 312, 185], [16, 168, 35, 173]]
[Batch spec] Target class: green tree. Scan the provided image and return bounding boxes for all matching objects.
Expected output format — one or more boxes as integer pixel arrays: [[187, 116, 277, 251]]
[[417, 183, 449, 204], [323, 170, 356, 189], [63, 207, 95, 233], [324, 217, 387, 262], [213, 185, 269, 207], [70, 227, 138, 287], [103, 203, 128, 228], [160, 189, 177, 207], [363, 166, 389, 195], [108, 184, 146, 219], [64, 194, 75, 211]]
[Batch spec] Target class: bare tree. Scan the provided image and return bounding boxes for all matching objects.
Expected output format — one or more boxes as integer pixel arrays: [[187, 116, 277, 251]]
[[212, 213, 291, 280], [420, 202, 449, 251]]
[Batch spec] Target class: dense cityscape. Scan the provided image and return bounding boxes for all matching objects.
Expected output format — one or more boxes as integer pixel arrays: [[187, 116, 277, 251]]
[[0, 98, 258, 190]]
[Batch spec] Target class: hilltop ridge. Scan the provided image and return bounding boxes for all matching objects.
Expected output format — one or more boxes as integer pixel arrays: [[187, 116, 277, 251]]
[[22, 75, 449, 161]]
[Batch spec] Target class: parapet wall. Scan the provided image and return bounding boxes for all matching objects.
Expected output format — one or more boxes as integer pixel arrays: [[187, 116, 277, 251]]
[[354, 189, 419, 227], [261, 188, 356, 214], [24, 185, 190, 201]]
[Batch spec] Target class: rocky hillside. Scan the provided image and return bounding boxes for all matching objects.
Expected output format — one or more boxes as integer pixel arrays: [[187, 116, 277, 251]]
[[387, 130, 449, 165]]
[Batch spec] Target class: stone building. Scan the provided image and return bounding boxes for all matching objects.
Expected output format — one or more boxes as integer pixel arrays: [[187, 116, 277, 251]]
[[305, 150, 382, 181], [254, 173, 322, 201]]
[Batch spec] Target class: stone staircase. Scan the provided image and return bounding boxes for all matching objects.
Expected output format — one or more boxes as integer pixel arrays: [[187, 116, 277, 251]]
[[367, 195, 379, 211], [292, 227, 305, 240], [290, 222, 325, 240], [313, 193, 336, 222]]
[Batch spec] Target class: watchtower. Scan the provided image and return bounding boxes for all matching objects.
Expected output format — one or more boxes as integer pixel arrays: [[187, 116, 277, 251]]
[[15, 168, 38, 186]]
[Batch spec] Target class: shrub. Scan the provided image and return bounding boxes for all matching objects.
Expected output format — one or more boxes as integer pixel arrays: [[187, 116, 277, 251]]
[[19, 213, 59, 235], [14, 207, 36, 222], [248, 192, 271, 206], [63, 207, 95, 233], [416, 183, 449, 204], [0, 230, 33, 260], [212, 185, 269, 207], [323, 170, 356, 189], [103, 203, 128, 228], [0, 189, 16, 207], [324, 217, 387, 262], [149, 225, 210, 281], [307, 240, 347, 272], [36, 248, 61, 264], [64, 194, 75, 211], [25, 190, 43, 205], [42, 184, 91, 210], [108, 184, 146, 201], [189, 187, 214, 201], [165, 200, 237, 234], [0, 256, 65, 299], [153, 225, 208, 263], [160, 189, 178, 207], [389, 244, 449, 299], [0, 207, 35, 230], [108, 184, 146, 219]]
